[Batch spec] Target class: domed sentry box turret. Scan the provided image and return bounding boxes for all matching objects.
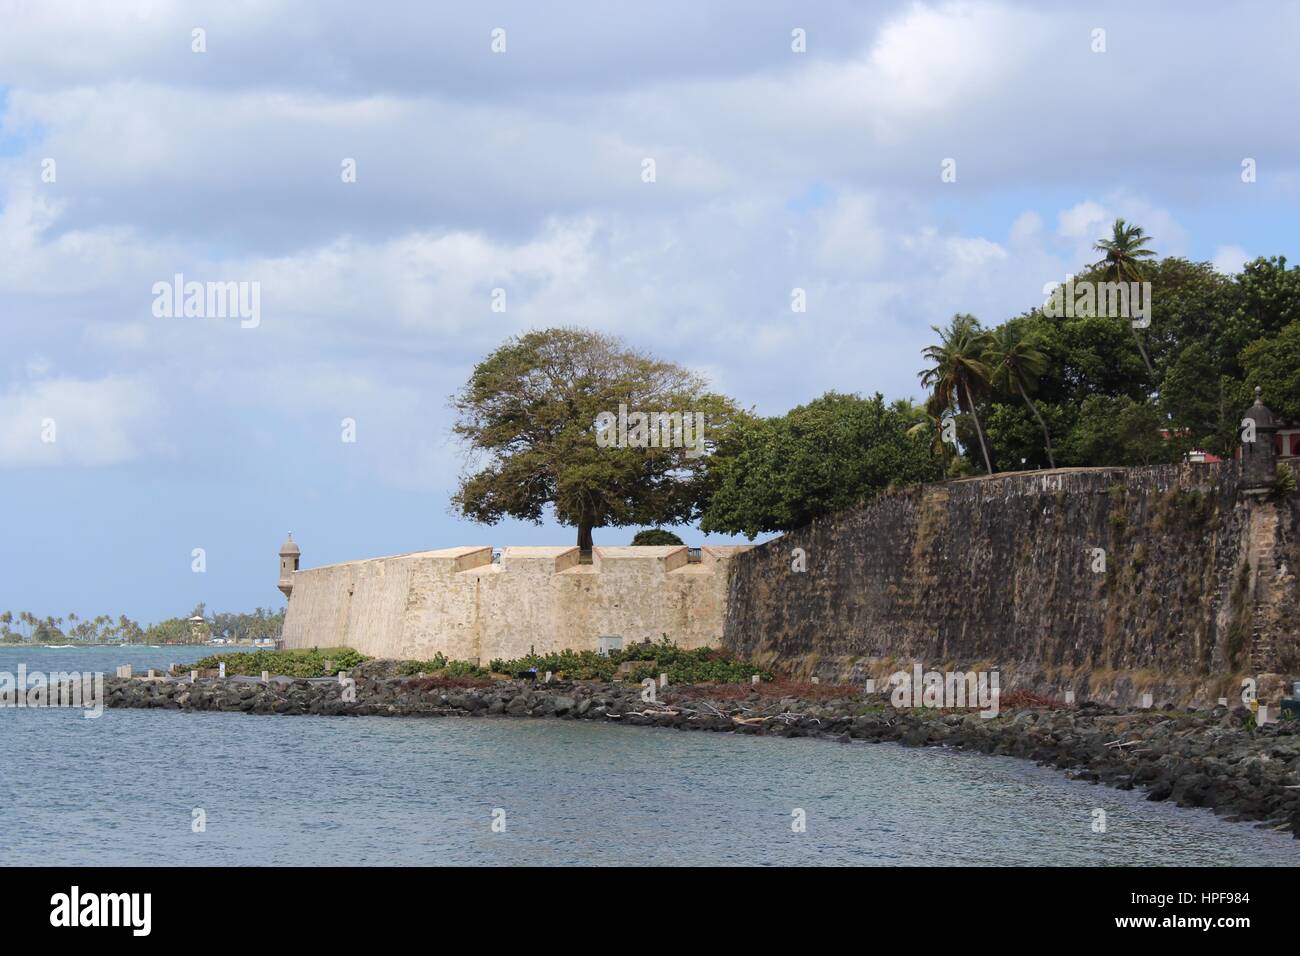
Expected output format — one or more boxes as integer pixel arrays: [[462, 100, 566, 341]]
[[278, 533, 301, 599], [1241, 388, 1279, 494]]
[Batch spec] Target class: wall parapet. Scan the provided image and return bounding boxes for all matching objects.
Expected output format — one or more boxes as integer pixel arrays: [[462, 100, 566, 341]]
[[933, 461, 1229, 502]]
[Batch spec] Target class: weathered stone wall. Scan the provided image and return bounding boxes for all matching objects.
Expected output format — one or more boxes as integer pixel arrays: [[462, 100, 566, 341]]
[[282, 545, 747, 663], [722, 463, 1299, 706]]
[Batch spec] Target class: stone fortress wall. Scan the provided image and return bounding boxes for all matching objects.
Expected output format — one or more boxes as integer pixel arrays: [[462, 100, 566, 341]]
[[722, 460, 1300, 706], [280, 545, 749, 663], [277, 388, 1296, 706]]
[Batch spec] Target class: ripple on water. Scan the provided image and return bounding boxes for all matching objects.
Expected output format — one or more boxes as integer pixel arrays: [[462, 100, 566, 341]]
[[3, 707, 1298, 866]]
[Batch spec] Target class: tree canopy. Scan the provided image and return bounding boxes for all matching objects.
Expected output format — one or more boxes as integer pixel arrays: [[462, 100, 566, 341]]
[[451, 328, 740, 547], [699, 392, 941, 538], [448, 225, 1298, 546], [921, 225, 1300, 472]]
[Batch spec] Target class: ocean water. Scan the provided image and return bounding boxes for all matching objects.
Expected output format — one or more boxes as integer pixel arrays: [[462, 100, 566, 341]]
[[2, 648, 1297, 866]]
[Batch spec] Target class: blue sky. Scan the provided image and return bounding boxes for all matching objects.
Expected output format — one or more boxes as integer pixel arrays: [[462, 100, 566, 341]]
[[1, 0, 1298, 624]]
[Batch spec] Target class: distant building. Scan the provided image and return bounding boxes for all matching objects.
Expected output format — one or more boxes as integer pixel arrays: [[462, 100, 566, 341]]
[[1278, 424, 1300, 458]]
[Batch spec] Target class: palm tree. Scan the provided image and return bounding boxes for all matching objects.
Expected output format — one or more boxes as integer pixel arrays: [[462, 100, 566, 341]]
[[1091, 218, 1156, 377], [905, 400, 955, 467], [984, 323, 1056, 468], [919, 314, 994, 474]]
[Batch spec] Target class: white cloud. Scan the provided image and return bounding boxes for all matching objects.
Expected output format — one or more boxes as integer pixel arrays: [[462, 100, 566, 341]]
[[1009, 211, 1042, 246], [0, 0, 1293, 480], [1212, 245, 1248, 274], [0, 374, 162, 467], [1057, 200, 1109, 241]]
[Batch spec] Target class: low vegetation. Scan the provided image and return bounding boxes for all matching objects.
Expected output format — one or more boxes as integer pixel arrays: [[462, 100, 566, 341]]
[[488, 638, 772, 684], [188, 647, 369, 678], [396, 655, 489, 678]]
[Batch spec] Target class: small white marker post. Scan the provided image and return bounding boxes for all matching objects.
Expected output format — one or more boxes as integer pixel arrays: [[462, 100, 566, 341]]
[[659, 672, 667, 688], [544, 671, 552, 683], [810, 676, 819, 685], [337, 671, 346, 684], [218, 662, 225, 679], [261, 670, 270, 683], [751, 674, 760, 685], [190, 670, 198, 682], [1258, 705, 1272, 725], [1218, 697, 1229, 707], [1141, 693, 1153, 709], [1064, 690, 1075, 705], [864, 678, 876, 694]]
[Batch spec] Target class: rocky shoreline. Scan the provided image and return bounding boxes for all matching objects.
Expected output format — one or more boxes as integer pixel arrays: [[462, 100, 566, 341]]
[[104, 669, 1300, 840]]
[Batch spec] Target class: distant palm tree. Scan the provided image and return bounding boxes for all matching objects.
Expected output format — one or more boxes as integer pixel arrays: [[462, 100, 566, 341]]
[[984, 323, 1056, 468], [1092, 218, 1156, 376], [919, 314, 994, 474]]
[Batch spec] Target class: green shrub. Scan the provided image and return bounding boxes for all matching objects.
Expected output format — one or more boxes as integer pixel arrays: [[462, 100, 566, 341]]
[[397, 654, 450, 676], [397, 654, 489, 678], [630, 528, 685, 546], [489, 637, 771, 684], [189, 647, 369, 678]]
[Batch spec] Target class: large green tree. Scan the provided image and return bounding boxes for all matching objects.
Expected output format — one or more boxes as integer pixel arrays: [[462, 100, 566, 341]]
[[700, 392, 940, 538], [452, 328, 739, 548], [1241, 320, 1300, 424], [1064, 396, 1182, 467]]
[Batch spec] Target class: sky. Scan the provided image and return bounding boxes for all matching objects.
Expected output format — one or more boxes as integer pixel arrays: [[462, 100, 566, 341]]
[[1, 0, 1297, 624]]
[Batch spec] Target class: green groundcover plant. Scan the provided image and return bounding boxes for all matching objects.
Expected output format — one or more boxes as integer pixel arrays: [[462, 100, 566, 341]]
[[188, 648, 369, 678]]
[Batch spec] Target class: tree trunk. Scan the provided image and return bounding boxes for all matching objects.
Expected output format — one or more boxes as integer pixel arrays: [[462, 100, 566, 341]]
[[1016, 375, 1056, 469], [1129, 322, 1155, 378], [577, 523, 593, 550], [963, 380, 994, 475]]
